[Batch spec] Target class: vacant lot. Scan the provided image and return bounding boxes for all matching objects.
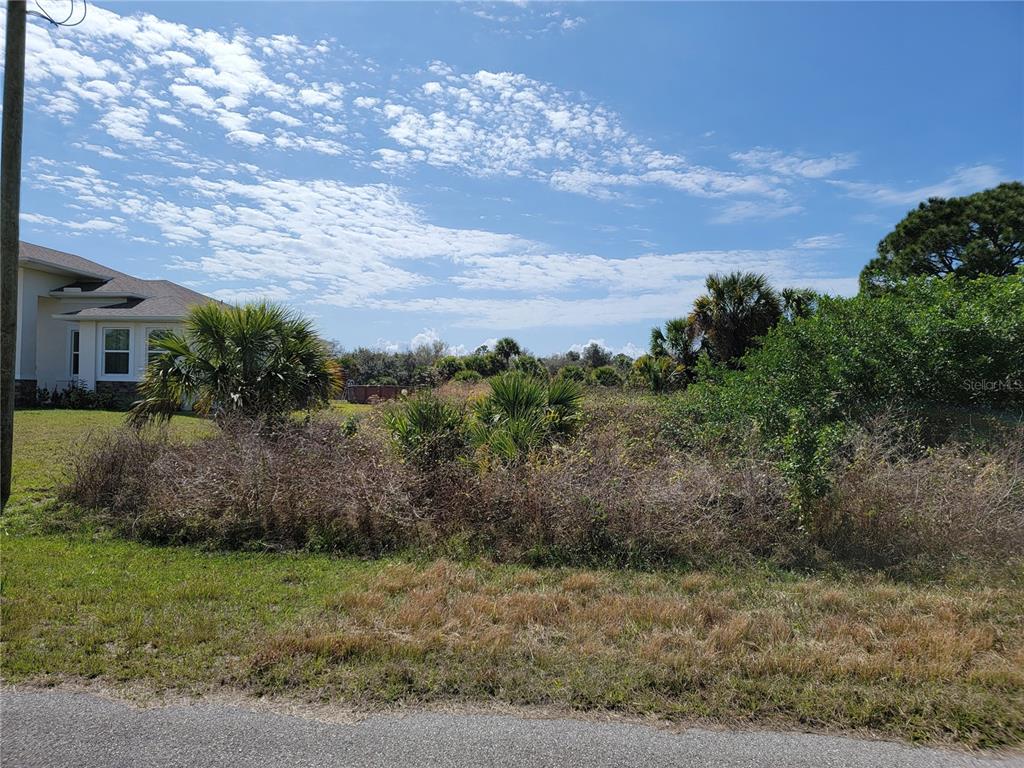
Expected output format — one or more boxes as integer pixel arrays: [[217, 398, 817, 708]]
[[2, 409, 1022, 748]]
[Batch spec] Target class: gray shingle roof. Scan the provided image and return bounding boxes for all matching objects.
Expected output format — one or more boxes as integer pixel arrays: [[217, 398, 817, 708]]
[[21, 241, 213, 321], [19, 241, 126, 280]]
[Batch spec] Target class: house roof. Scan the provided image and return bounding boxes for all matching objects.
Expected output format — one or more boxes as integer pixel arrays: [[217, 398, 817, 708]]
[[20, 241, 213, 321], [19, 241, 127, 280]]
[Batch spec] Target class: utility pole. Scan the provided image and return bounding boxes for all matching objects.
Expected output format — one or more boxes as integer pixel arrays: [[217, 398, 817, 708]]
[[1, 1, 27, 510]]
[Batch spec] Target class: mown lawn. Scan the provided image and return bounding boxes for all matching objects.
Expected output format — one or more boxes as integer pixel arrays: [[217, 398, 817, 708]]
[[2, 409, 1023, 748]]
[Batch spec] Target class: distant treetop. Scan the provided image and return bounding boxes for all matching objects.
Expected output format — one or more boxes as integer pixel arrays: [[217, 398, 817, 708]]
[[859, 181, 1024, 293]]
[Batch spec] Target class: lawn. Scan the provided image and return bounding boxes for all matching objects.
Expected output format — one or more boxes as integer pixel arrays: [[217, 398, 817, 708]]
[[2, 409, 1023, 748]]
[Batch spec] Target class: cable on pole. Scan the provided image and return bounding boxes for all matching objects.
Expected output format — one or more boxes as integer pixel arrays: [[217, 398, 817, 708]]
[[26, 0, 87, 27]]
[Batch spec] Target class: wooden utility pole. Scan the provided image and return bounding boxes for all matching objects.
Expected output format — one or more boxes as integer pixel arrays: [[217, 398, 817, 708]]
[[1, 1, 27, 509]]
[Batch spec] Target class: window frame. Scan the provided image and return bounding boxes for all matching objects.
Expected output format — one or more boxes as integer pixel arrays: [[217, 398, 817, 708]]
[[68, 327, 80, 379], [100, 326, 132, 378]]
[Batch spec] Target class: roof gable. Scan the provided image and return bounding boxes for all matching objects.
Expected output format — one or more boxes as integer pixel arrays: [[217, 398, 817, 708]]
[[22, 241, 214, 321]]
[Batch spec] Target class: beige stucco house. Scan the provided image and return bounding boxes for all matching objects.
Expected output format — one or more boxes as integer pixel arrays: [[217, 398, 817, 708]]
[[14, 241, 212, 406]]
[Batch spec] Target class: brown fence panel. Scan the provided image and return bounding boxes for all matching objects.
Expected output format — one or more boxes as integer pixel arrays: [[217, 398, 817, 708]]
[[343, 385, 416, 404]]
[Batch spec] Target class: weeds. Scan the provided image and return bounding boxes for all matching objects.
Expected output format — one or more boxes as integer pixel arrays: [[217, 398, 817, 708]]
[[61, 393, 1024, 575]]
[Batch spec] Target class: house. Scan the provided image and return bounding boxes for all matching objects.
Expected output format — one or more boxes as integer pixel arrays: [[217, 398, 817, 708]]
[[13, 241, 212, 406]]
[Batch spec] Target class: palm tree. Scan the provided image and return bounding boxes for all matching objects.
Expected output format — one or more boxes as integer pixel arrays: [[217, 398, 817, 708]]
[[689, 272, 782, 365], [781, 287, 818, 320], [493, 337, 523, 364], [630, 354, 684, 393], [469, 371, 583, 464], [130, 301, 342, 425]]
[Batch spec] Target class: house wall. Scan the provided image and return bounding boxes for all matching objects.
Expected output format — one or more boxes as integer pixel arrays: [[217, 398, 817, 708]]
[[15, 266, 68, 381], [45, 320, 183, 392], [92, 321, 183, 385], [17, 265, 183, 392], [34, 296, 121, 390]]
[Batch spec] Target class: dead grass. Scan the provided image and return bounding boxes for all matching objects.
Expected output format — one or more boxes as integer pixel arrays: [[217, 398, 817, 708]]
[[3, 536, 1022, 747], [237, 559, 1024, 748], [6, 407, 1024, 748]]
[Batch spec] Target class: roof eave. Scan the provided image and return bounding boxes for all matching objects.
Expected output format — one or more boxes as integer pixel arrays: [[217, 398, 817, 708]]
[[20, 256, 119, 282], [52, 314, 187, 322]]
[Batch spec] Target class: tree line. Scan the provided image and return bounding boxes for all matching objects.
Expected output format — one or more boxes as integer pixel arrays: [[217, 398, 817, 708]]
[[131, 181, 1022, 421]]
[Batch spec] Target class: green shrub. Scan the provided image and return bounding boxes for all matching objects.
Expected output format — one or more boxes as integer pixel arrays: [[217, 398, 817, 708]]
[[452, 369, 483, 383], [435, 355, 466, 380], [556, 364, 587, 383], [35, 383, 119, 410], [511, 354, 548, 379], [630, 354, 686, 393], [383, 392, 467, 467], [463, 352, 505, 377], [470, 372, 584, 465], [668, 273, 1024, 510], [590, 366, 623, 387]]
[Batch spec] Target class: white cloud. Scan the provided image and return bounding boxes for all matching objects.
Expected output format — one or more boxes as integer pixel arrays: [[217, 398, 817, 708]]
[[266, 110, 303, 127], [16, 5, 355, 158], [711, 200, 804, 224], [21, 211, 126, 234], [157, 113, 185, 128], [297, 82, 345, 110], [15, 4, 872, 337], [227, 129, 267, 146], [829, 164, 1006, 206], [410, 328, 444, 350], [208, 285, 295, 303], [449, 249, 799, 294], [373, 66, 789, 203], [794, 234, 845, 250], [169, 83, 216, 111], [731, 148, 857, 178]]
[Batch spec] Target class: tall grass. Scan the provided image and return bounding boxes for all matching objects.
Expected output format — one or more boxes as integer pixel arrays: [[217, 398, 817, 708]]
[[62, 392, 1024, 574]]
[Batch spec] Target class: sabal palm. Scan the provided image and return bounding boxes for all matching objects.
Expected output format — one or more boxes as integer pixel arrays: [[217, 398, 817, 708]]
[[470, 371, 583, 463], [631, 354, 682, 393], [131, 301, 342, 424], [781, 287, 818, 320], [689, 272, 782, 364]]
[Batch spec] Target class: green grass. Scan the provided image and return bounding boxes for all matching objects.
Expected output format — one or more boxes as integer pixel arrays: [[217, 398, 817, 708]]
[[5, 409, 215, 521], [328, 399, 374, 419], [2, 408, 1023, 748]]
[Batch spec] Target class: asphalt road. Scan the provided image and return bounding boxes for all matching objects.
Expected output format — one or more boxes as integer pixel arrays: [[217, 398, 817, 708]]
[[2, 689, 1021, 768]]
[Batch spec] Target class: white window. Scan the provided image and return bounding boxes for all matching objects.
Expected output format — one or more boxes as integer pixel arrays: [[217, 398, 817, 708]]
[[69, 330, 80, 377], [103, 328, 131, 375], [146, 328, 174, 366]]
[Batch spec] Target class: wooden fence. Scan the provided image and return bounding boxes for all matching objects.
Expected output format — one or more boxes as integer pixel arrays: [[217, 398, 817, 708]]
[[343, 385, 417, 404]]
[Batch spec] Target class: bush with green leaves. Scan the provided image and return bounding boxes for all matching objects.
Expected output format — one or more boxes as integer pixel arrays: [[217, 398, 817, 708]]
[[452, 369, 483, 383], [590, 365, 623, 387], [469, 372, 584, 465], [669, 273, 1024, 509], [132, 301, 341, 425], [435, 355, 466, 380], [383, 391, 467, 468], [463, 352, 505, 377], [630, 354, 686, 393], [510, 353, 548, 379], [34, 382, 119, 410], [556, 364, 587, 383]]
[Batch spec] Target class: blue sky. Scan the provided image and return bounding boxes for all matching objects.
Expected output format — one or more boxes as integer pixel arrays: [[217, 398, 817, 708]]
[[6, 1, 1022, 355]]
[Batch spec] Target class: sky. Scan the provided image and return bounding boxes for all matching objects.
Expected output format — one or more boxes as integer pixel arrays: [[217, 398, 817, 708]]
[[4, 1, 1022, 356]]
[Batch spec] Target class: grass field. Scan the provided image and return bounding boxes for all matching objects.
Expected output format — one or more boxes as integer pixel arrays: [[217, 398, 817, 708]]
[[2, 409, 1023, 748]]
